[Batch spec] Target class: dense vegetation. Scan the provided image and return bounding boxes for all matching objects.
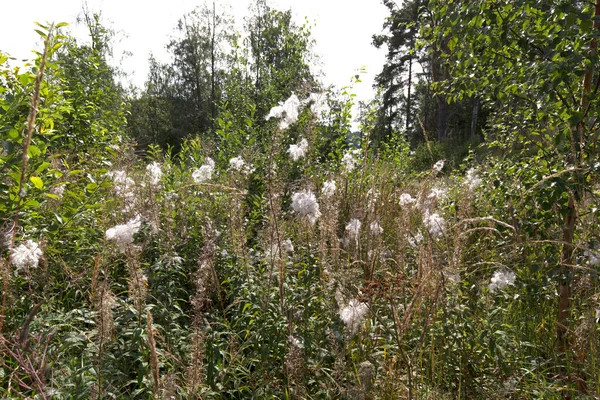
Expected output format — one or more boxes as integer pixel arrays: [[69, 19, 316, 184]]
[[1, 0, 599, 398]]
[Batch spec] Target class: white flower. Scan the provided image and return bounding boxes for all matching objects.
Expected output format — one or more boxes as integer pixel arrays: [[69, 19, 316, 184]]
[[340, 299, 368, 335], [399, 193, 416, 207], [287, 138, 309, 161], [408, 231, 424, 247], [266, 93, 301, 130], [346, 218, 362, 240], [432, 159, 445, 172], [342, 149, 361, 173], [146, 162, 162, 186], [192, 159, 215, 183], [423, 211, 446, 237], [370, 221, 383, 236], [229, 156, 253, 174], [321, 180, 337, 198], [11, 240, 43, 275], [489, 269, 516, 292], [464, 168, 482, 191], [291, 190, 321, 224], [106, 217, 141, 250]]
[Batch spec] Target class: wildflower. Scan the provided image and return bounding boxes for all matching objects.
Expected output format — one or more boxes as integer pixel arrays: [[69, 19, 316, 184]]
[[423, 211, 446, 237], [291, 190, 321, 224], [340, 299, 368, 335], [287, 138, 309, 161], [106, 217, 141, 250], [464, 168, 482, 191], [266, 93, 301, 130], [489, 269, 516, 292], [11, 240, 43, 275], [370, 221, 383, 236], [399, 193, 416, 207], [321, 180, 337, 198], [341, 149, 361, 173], [346, 218, 362, 240], [407, 231, 424, 247], [146, 162, 162, 186], [192, 158, 215, 183], [432, 159, 445, 173], [229, 156, 253, 174]]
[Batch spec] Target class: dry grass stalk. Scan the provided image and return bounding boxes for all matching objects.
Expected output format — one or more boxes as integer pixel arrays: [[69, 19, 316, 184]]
[[125, 248, 147, 313], [147, 311, 160, 395]]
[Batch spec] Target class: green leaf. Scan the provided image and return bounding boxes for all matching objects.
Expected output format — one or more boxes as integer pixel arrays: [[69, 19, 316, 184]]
[[28, 145, 41, 158], [34, 162, 52, 174], [24, 199, 40, 207], [30, 176, 43, 189]]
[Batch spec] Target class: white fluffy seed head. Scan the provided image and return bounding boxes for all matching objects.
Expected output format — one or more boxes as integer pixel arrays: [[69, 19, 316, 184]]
[[11, 240, 43, 275], [340, 299, 368, 335], [291, 190, 321, 224], [489, 269, 516, 292], [287, 138, 309, 161], [423, 211, 446, 237], [106, 217, 142, 251], [146, 162, 162, 186], [321, 180, 337, 198]]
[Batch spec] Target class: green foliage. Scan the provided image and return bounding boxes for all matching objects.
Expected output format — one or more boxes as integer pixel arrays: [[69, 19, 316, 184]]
[[1, 3, 600, 399]]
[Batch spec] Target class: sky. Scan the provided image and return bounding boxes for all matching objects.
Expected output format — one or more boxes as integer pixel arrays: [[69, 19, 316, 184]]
[[0, 0, 390, 118]]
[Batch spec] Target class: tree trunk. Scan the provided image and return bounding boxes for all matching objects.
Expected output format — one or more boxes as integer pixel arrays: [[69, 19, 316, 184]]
[[406, 54, 412, 131], [210, 0, 216, 134], [556, 0, 600, 356], [437, 95, 448, 141], [470, 97, 479, 138]]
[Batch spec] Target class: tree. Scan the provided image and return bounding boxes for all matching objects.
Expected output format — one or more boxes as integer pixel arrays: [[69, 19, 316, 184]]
[[128, 2, 233, 151], [245, 0, 315, 121], [55, 12, 127, 155], [374, 0, 485, 146], [373, 0, 423, 143], [425, 0, 600, 365]]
